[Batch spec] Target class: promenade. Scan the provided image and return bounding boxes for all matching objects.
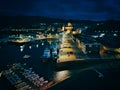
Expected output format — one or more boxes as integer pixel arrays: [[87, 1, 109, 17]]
[[57, 33, 85, 63]]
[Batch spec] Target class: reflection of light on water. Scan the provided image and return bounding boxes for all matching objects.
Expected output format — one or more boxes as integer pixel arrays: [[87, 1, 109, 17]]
[[47, 40, 52, 44], [54, 70, 71, 82], [29, 46, 32, 49], [20, 48, 23, 52], [20, 45, 25, 52], [36, 44, 39, 48], [42, 42, 44, 45], [115, 54, 120, 59]]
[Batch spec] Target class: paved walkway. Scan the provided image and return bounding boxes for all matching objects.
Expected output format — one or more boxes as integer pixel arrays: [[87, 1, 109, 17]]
[[57, 33, 84, 63]]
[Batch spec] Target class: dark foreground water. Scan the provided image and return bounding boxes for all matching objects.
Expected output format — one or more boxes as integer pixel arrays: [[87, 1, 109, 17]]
[[0, 40, 120, 90], [0, 40, 57, 89], [0, 40, 58, 78], [0, 41, 46, 67], [49, 68, 120, 90]]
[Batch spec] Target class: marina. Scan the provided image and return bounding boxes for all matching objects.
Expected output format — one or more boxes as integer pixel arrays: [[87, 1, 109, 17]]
[[3, 63, 56, 90]]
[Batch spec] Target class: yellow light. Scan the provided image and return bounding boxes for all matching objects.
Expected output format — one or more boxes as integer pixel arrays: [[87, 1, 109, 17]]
[[72, 31, 77, 35], [103, 46, 109, 50], [54, 70, 71, 82], [115, 48, 120, 53]]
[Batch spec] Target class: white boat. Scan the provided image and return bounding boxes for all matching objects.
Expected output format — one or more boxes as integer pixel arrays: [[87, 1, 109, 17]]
[[43, 48, 51, 58], [23, 55, 31, 59]]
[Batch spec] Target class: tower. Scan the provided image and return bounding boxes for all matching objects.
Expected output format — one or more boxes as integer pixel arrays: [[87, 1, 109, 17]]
[[65, 22, 73, 34]]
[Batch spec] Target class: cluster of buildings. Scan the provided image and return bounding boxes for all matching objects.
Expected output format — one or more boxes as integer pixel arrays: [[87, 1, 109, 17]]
[[59, 22, 120, 59]]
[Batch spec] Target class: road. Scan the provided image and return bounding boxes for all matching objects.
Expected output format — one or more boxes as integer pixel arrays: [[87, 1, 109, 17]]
[[57, 32, 120, 63], [57, 32, 86, 63]]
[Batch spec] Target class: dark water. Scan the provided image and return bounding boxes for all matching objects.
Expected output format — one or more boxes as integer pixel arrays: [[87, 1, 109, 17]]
[[0, 40, 58, 90], [49, 68, 120, 90], [0, 42, 43, 66], [0, 40, 57, 78]]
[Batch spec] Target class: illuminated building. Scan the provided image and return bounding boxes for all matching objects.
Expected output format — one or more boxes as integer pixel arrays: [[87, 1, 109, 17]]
[[64, 22, 73, 34]]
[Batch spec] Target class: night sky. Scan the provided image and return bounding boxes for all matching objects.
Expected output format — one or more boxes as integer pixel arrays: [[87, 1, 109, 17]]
[[0, 0, 120, 20]]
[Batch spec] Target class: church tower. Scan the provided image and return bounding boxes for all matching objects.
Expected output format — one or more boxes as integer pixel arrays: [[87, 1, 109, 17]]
[[65, 22, 73, 34]]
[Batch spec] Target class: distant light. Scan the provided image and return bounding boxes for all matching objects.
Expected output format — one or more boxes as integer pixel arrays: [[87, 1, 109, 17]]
[[42, 42, 44, 45], [56, 34, 58, 36], [29, 46, 32, 49], [99, 33, 105, 37], [28, 35, 31, 38], [67, 22, 72, 27], [85, 26, 88, 29], [97, 23, 100, 26], [79, 30, 82, 34], [92, 35, 98, 38], [88, 51, 91, 53], [72, 31, 77, 35], [62, 26, 65, 31], [20, 45, 25, 52], [115, 48, 120, 53], [113, 33, 117, 36], [36, 44, 39, 48], [20, 48, 23, 52], [89, 45, 92, 47]]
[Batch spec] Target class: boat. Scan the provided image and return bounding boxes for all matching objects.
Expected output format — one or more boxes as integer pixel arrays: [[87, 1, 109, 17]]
[[43, 48, 51, 58], [23, 55, 31, 59], [40, 48, 53, 62], [42, 48, 51, 62]]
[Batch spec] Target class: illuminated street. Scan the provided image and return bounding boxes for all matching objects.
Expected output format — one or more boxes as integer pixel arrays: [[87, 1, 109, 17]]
[[57, 23, 86, 63]]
